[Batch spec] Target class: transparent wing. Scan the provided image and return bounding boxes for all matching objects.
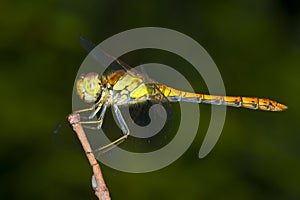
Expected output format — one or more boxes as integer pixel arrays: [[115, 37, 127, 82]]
[[80, 35, 141, 77], [52, 120, 82, 151], [79, 35, 172, 106], [80, 36, 175, 150]]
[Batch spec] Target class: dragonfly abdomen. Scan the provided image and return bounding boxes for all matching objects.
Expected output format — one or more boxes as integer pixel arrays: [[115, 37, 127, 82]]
[[156, 85, 287, 111], [207, 96, 288, 111]]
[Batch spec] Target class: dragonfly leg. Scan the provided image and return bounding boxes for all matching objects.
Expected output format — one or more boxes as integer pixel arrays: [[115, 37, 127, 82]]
[[93, 104, 130, 153], [80, 104, 108, 129], [88, 101, 103, 119], [73, 96, 104, 116], [73, 107, 94, 114], [96, 104, 107, 129]]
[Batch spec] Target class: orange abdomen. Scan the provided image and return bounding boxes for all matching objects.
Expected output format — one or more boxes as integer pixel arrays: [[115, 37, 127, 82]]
[[156, 84, 287, 111]]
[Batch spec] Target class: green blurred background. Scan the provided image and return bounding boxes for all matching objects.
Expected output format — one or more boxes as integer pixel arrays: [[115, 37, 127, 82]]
[[1, 0, 299, 199]]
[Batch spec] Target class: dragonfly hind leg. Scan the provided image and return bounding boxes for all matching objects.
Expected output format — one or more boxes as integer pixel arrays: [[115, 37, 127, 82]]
[[93, 104, 130, 153]]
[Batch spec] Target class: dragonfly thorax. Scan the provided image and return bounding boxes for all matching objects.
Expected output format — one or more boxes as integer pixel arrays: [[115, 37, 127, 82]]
[[76, 72, 102, 103]]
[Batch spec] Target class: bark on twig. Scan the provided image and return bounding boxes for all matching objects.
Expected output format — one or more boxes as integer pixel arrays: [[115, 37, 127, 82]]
[[68, 113, 111, 200]]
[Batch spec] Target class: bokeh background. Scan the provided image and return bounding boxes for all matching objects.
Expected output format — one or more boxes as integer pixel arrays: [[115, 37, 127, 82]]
[[1, 0, 299, 199]]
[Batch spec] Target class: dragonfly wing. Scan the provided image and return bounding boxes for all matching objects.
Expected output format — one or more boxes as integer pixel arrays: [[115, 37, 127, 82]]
[[79, 36, 174, 120], [80, 35, 96, 53], [80, 36, 148, 78], [52, 120, 82, 151]]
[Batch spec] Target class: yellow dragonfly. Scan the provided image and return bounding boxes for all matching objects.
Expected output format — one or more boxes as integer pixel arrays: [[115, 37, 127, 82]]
[[75, 36, 288, 152]]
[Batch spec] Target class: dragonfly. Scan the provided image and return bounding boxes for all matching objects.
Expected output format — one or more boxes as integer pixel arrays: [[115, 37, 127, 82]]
[[74, 36, 288, 153]]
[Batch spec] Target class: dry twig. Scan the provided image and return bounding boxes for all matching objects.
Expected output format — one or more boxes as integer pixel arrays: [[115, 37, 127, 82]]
[[68, 113, 111, 200]]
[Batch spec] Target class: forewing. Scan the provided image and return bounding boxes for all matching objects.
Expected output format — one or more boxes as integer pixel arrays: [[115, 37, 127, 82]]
[[80, 36, 174, 121]]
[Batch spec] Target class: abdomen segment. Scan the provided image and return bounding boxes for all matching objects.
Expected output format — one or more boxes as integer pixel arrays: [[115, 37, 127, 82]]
[[156, 84, 288, 111]]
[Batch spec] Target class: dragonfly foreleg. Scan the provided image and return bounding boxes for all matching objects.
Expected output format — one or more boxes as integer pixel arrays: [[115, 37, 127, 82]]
[[93, 104, 130, 153], [73, 99, 103, 115], [73, 107, 95, 114], [88, 101, 104, 119], [80, 104, 108, 129]]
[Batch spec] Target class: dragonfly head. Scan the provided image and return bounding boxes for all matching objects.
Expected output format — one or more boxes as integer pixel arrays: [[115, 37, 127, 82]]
[[76, 72, 102, 103]]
